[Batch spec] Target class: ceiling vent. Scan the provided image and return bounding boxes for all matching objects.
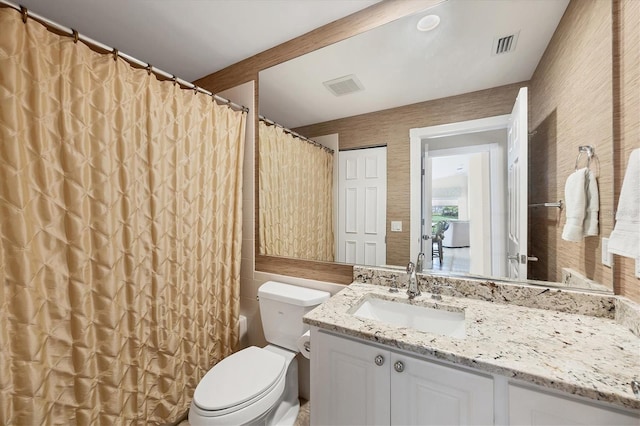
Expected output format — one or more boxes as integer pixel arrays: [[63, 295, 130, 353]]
[[323, 74, 364, 96], [492, 32, 519, 55]]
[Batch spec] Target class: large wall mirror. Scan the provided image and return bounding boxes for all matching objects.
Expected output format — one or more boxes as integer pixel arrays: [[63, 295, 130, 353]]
[[257, 0, 615, 293]]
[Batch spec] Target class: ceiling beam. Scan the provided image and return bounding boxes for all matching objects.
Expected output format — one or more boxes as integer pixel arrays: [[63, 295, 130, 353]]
[[194, 0, 444, 93]]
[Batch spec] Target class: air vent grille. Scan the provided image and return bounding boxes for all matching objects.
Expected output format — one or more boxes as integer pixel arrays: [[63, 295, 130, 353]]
[[492, 32, 519, 55], [323, 74, 364, 96]]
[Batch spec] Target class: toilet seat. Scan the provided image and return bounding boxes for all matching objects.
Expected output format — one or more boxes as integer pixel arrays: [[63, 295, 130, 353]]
[[192, 346, 286, 418]]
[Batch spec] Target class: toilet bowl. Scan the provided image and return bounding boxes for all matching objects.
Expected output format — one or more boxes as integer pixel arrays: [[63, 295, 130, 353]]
[[189, 281, 330, 426]]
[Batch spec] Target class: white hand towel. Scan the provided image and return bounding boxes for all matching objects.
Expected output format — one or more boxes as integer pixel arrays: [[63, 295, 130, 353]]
[[562, 168, 588, 242], [583, 169, 599, 236], [608, 148, 640, 258]]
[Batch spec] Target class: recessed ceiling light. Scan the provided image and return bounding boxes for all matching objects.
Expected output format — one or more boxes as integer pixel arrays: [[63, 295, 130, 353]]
[[417, 14, 440, 32]]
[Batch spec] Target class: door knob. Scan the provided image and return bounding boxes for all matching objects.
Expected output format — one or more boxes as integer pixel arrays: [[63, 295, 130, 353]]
[[527, 256, 539, 262], [374, 355, 385, 366], [394, 361, 405, 373], [508, 254, 528, 264]]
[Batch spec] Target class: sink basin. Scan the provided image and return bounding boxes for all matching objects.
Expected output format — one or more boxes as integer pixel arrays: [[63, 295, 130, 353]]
[[352, 296, 466, 338]]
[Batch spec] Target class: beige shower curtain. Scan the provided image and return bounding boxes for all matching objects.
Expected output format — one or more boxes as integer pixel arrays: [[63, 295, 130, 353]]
[[0, 7, 246, 424], [259, 121, 334, 261]]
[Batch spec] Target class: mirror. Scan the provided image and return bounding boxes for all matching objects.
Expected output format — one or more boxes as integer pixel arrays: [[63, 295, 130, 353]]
[[258, 0, 615, 293]]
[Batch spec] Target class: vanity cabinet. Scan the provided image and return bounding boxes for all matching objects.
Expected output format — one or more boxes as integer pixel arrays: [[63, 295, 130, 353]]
[[312, 330, 494, 425], [311, 329, 640, 426]]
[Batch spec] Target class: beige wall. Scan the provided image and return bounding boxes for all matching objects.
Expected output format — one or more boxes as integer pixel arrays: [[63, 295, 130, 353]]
[[528, 0, 614, 290], [613, 0, 640, 303], [295, 82, 524, 266], [527, 0, 640, 303]]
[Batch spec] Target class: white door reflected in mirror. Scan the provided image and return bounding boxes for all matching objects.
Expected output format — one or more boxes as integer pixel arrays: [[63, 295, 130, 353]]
[[337, 147, 387, 265]]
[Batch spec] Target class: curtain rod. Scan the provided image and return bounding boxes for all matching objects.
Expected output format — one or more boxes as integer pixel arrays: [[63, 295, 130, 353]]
[[259, 115, 334, 154], [0, 1, 249, 113]]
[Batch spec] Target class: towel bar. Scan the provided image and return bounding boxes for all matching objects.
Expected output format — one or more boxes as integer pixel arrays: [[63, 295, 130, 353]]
[[529, 201, 563, 209]]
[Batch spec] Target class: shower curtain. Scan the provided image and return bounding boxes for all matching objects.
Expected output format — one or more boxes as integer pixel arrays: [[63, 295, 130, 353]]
[[0, 7, 246, 424], [259, 121, 334, 261]]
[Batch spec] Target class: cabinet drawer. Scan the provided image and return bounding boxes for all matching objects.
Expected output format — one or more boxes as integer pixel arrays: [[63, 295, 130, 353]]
[[509, 384, 640, 425]]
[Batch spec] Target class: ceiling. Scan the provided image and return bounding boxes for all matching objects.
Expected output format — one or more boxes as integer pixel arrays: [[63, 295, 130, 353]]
[[12, 0, 569, 130], [260, 0, 570, 128], [13, 0, 380, 82]]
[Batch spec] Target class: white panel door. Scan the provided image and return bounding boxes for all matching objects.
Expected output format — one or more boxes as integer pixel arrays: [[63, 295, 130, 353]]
[[338, 147, 387, 265], [507, 87, 528, 279], [391, 354, 494, 426], [312, 331, 390, 426], [421, 150, 433, 269]]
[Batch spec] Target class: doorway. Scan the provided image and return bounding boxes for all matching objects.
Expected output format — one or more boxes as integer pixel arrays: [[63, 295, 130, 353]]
[[410, 87, 528, 279], [425, 145, 501, 276], [410, 115, 511, 277]]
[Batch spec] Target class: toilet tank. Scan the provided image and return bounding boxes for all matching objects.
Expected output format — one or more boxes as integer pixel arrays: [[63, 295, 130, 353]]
[[258, 281, 330, 351]]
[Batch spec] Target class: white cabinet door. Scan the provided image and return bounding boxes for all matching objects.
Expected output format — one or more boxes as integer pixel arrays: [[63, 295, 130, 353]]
[[390, 353, 494, 425], [509, 384, 640, 426], [313, 330, 390, 426], [313, 331, 494, 426]]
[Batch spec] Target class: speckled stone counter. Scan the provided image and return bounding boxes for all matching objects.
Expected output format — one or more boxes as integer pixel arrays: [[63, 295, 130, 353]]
[[353, 266, 620, 318], [352, 265, 640, 336], [304, 280, 640, 411]]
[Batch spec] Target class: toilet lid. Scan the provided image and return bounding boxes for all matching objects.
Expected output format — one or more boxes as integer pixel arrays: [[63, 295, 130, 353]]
[[193, 346, 286, 411]]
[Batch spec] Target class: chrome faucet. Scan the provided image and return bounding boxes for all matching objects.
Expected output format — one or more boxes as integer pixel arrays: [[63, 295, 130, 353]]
[[406, 261, 421, 299], [415, 252, 425, 273]]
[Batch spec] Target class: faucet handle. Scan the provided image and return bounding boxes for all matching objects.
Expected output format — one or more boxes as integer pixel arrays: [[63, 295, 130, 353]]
[[406, 261, 415, 274], [430, 284, 454, 300]]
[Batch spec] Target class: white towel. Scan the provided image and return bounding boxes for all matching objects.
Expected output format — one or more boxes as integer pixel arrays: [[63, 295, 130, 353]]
[[583, 169, 599, 236], [562, 168, 588, 242], [608, 148, 640, 258]]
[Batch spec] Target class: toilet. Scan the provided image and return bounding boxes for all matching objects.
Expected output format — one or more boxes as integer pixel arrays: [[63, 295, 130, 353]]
[[189, 281, 330, 426]]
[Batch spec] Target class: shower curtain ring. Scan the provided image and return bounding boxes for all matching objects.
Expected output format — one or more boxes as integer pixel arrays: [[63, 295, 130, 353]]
[[145, 64, 153, 75], [112, 48, 118, 61], [20, 6, 28, 23], [172, 75, 178, 86], [72, 29, 79, 43]]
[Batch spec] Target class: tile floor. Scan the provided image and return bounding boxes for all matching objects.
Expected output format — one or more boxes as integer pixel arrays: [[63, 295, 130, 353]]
[[294, 399, 310, 426], [177, 398, 310, 426], [433, 246, 470, 273]]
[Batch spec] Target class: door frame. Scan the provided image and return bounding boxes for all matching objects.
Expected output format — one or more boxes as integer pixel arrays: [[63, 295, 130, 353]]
[[410, 114, 510, 275]]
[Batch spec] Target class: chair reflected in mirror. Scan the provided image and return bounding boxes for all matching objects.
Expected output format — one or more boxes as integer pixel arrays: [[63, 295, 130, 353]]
[[431, 221, 450, 265]]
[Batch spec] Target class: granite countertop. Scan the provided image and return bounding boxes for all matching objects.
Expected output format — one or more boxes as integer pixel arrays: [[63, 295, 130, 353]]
[[304, 282, 640, 411]]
